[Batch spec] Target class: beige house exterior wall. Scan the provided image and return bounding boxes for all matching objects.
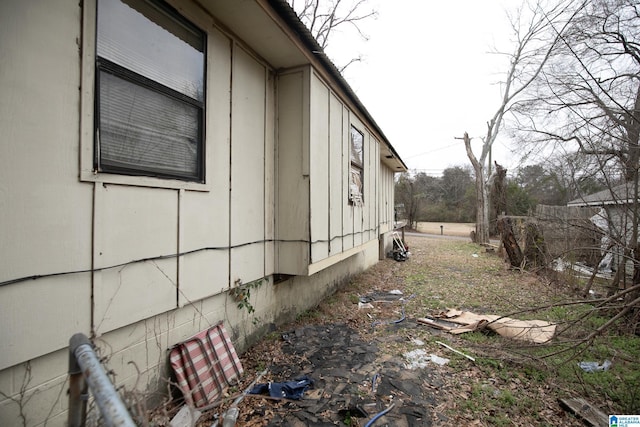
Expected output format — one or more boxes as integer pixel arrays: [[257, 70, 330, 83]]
[[0, 0, 404, 425]]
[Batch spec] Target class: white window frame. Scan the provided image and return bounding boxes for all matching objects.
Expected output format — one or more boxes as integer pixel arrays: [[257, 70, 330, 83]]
[[80, 0, 212, 191]]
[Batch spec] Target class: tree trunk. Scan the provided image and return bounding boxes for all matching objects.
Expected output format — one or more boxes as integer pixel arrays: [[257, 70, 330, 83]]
[[498, 217, 523, 268], [462, 132, 490, 245], [474, 168, 488, 243], [490, 163, 508, 236]]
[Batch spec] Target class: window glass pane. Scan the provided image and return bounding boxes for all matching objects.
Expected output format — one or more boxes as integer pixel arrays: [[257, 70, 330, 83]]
[[97, 0, 204, 101], [98, 71, 200, 178], [349, 126, 364, 204], [350, 167, 363, 202], [350, 126, 363, 167]]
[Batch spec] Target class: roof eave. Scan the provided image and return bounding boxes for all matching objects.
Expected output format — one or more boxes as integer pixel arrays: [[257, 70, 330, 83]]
[[263, 0, 408, 173]]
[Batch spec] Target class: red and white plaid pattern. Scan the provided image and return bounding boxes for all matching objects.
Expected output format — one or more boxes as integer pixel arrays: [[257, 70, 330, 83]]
[[169, 323, 244, 407]]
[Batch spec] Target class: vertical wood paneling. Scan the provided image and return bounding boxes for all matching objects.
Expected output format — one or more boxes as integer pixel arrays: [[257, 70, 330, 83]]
[[363, 132, 372, 242], [230, 45, 266, 283], [94, 185, 178, 268], [95, 259, 176, 334], [329, 93, 344, 255], [93, 184, 177, 333], [369, 137, 379, 240], [276, 69, 310, 274], [179, 27, 232, 304], [264, 69, 276, 276], [0, 274, 91, 371], [342, 107, 354, 250], [310, 74, 329, 262], [0, 0, 92, 282], [179, 191, 230, 304]]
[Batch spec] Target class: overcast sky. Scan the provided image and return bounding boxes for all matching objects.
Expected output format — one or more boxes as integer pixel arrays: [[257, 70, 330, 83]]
[[326, 0, 518, 176]]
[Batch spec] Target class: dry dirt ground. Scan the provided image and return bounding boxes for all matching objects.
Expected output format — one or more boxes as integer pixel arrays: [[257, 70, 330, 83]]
[[202, 235, 595, 426]]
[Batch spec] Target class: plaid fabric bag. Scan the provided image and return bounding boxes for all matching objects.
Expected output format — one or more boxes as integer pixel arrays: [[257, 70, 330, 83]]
[[169, 323, 243, 407]]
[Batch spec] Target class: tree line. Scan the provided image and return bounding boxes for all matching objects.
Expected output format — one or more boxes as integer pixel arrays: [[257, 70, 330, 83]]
[[395, 162, 612, 230]]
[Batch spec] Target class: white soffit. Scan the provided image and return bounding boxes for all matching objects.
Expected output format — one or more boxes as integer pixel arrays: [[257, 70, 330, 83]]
[[199, 0, 306, 69]]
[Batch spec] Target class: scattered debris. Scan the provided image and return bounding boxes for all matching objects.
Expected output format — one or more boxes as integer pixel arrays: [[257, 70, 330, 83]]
[[552, 258, 613, 280], [371, 373, 380, 393], [201, 368, 269, 426], [359, 291, 405, 304], [559, 397, 609, 427], [416, 316, 459, 331], [364, 402, 396, 426], [392, 231, 409, 262], [236, 322, 437, 425], [410, 338, 425, 346], [578, 360, 611, 373], [389, 289, 403, 295], [419, 309, 556, 344], [358, 301, 374, 309], [403, 349, 450, 368], [169, 406, 201, 427], [404, 349, 431, 369], [436, 341, 475, 362], [429, 354, 450, 366], [248, 376, 314, 400], [371, 307, 406, 327]]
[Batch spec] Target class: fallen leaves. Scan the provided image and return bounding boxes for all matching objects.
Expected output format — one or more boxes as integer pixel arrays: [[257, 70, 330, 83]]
[[229, 235, 588, 426]]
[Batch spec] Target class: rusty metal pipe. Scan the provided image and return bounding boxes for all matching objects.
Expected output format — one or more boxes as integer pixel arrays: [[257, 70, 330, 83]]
[[68, 333, 135, 427]]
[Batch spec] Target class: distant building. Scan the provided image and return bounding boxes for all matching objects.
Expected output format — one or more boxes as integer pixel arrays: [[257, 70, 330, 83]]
[[568, 182, 640, 273]]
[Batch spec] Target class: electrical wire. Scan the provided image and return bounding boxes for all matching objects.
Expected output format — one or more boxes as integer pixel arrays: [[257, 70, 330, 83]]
[[0, 226, 383, 288]]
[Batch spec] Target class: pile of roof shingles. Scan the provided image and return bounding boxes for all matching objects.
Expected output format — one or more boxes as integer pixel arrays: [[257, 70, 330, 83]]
[[238, 322, 443, 426]]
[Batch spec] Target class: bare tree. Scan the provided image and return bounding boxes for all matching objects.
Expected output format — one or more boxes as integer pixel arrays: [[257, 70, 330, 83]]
[[521, 0, 640, 180], [394, 173, 421, 229], [517, 0, 640, 297], [459, 0, 580, 245], [288, 0, 376, 72]]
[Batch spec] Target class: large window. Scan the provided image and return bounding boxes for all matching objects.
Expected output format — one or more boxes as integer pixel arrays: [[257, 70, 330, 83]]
[[95, 0, 206, 181], [349, 125, 364, 205]]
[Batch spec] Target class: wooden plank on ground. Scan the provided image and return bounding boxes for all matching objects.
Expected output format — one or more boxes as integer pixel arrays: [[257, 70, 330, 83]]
[[559, 397, 608, 427]]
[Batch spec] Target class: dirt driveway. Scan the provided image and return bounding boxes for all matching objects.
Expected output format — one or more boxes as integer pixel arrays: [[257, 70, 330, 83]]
[[215, 235, 591, 426], [415, 222, 475, 237]]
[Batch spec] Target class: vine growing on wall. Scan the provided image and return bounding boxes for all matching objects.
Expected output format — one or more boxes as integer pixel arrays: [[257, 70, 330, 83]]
[[230, 279, 264, 317]]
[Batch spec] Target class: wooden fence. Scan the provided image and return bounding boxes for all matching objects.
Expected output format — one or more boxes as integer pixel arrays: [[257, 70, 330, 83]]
[[532, 205, 601, 264], [498, 205, 601, 265]]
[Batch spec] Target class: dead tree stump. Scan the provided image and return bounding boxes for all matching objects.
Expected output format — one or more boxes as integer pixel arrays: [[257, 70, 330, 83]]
[[524, 221, 547, 268], [498, 217, 524, 268]]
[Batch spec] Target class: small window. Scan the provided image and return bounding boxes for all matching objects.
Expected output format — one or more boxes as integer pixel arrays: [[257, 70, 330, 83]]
[[95, 0, 206, 181], [349, 126, 364, 205]]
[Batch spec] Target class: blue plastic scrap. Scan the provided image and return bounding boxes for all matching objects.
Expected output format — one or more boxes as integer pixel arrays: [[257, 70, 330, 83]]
[[248, 375, 313, 400]]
